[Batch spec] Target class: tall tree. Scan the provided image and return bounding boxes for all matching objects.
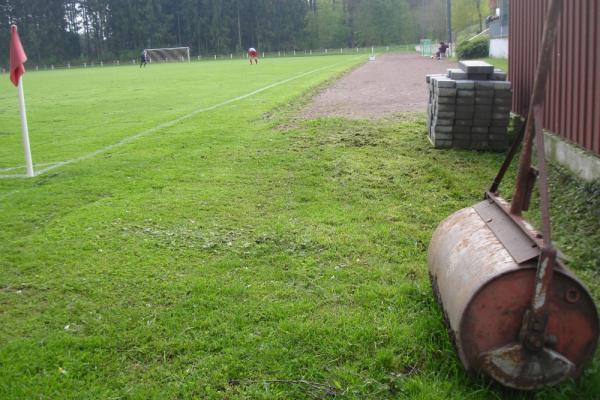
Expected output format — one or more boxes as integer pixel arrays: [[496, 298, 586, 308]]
[[1, 0, 423, 66]]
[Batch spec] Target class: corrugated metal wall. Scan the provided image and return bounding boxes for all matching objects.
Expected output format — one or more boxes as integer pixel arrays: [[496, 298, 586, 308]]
[[509, 0, 600, 155]]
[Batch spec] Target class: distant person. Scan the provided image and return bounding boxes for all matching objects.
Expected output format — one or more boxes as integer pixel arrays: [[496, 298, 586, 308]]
[[140, 50, 148, 68], [247, 47, 258, 65], [435, 42, 448, 60]]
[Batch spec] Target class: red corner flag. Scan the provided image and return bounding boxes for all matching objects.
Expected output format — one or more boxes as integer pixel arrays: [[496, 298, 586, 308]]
[[10, 25, 27, 86]]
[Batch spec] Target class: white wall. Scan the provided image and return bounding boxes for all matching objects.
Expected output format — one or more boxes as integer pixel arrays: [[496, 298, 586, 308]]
[[544, 132, 600, 182], [490, 38, 508, 59]]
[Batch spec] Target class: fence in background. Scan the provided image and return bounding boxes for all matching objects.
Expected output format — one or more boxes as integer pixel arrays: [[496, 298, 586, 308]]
[[417, 40, 453, 58], [419, 39, 433, 56], [0, 45, 415, 74]]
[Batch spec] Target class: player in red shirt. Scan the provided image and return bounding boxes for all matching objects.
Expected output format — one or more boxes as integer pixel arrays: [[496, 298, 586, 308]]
[[247, 47, 258, 65]]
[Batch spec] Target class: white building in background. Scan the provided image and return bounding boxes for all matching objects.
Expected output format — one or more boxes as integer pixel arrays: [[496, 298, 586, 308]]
[[488, 0, 509, 59]]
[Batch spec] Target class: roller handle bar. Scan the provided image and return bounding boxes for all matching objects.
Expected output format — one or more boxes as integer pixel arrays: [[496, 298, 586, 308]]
[[485, 0, 563, 352]]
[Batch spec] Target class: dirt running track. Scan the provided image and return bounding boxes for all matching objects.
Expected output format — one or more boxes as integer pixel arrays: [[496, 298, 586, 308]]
[[301, 53, 457, 119]]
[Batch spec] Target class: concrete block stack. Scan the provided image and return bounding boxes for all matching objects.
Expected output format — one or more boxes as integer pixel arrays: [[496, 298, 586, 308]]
[[426, 60, 512, 150]]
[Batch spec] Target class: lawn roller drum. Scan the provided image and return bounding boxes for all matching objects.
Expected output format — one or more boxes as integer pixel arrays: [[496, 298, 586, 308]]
[[428, 0, 598, 390]]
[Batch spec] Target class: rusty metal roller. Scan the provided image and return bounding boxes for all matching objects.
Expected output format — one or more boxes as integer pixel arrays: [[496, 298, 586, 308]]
[[427, 0, 598, 390], [429, 201, 598, 389]]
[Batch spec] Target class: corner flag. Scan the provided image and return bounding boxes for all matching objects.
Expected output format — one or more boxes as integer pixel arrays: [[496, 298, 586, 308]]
[[10, 25, 27, 86], [9, 25, 34, 177]]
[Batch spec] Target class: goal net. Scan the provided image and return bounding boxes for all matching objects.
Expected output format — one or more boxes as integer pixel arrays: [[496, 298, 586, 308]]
[[145, 47, 191, 63]]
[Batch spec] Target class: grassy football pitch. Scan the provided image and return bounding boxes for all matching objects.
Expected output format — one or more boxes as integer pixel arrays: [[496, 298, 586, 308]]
[[0, 55, 598, 399]]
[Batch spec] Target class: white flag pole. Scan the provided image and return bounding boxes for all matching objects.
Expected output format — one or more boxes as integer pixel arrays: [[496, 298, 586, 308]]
[[17, 76, 34, 177]]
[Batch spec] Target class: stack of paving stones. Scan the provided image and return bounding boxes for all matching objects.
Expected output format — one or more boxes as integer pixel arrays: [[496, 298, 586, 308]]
[[426, 60, 512, 150]]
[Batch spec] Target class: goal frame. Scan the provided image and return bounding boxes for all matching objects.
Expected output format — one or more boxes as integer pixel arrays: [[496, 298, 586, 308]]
[[144, 47, 191, 63]]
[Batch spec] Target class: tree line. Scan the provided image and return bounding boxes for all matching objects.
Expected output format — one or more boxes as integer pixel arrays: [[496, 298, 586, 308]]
[[1, 0, 489, 66]]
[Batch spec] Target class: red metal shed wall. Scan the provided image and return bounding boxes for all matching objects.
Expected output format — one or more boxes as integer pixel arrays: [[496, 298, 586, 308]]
[[509, 0, 600, 155]]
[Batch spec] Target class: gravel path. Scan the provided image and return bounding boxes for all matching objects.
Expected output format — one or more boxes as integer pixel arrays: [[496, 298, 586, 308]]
[[301, 52, 457, 119]]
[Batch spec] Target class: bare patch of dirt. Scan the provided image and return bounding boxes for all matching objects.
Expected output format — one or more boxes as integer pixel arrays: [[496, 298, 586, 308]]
[[300, 53, 457, 119]]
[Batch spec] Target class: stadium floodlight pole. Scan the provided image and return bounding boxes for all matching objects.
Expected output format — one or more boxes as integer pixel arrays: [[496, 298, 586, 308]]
[[447, 0, 452, 45]]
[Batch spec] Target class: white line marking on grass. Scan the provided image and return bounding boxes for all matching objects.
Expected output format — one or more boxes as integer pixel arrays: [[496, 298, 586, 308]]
[[0, 161, 61, 172], [0, 173, 29, 179], [0, 59, 355, 180]]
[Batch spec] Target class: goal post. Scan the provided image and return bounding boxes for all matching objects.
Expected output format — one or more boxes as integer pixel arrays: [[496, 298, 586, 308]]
[[144, 47, 191, 63]]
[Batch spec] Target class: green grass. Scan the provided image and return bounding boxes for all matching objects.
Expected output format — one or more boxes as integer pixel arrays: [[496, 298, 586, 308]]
[[482, 57, 509, 73], [448, 56, 508, 73], [0, 55, 598, 399], [0, 56, 359, 171]]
